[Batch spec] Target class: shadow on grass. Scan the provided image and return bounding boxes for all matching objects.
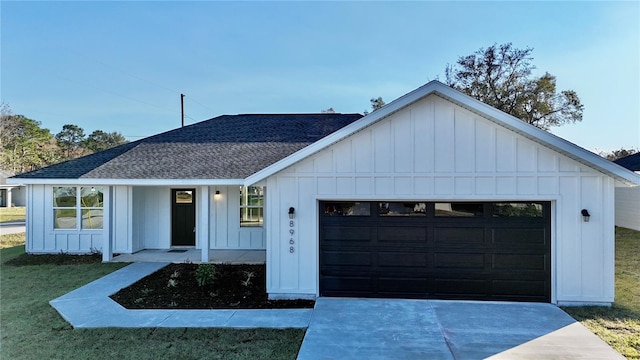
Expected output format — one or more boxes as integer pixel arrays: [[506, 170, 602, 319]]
[[563, 304, 640, 322]]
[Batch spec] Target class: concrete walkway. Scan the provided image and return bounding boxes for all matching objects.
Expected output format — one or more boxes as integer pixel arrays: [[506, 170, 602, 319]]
[[297, 298, 625, 360], [50, 263, 624, 359], [49, 262, 311, 328], [0, 221, 25, 235]]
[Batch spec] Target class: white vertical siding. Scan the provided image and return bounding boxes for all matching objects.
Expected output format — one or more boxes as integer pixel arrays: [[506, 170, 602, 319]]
[[211, 185, 265, 250], [132, 186, 170, 249], [26, 184, 102, 254], [112, 186, 133, 253], [265, 94, 615, 304], [615, 186, 640, 231]]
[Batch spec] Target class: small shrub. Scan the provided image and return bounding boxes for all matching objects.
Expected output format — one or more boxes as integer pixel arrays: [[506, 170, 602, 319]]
[[167, 279, 178, 288], [170, 270, 180, 279], [195, 263, 216, 287], [241, 271, 255, 287]]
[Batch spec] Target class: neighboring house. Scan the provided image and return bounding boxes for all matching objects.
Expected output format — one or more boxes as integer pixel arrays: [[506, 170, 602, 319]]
[[613, 153, 640, 231], [9, 81, 640, 306], [0, 170, 26, 208]]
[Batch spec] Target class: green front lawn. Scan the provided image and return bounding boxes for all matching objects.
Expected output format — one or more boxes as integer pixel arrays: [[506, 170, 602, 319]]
[[563, 227, 640, 359], [0, 245, 305, 360], [0, 206, 26, 223]]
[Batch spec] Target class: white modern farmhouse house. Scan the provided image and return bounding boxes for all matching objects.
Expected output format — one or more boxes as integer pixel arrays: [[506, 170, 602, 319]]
[[10, 81, 640, 305]]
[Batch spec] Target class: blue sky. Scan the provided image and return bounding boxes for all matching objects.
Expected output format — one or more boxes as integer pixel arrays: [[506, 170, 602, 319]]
[[2, 1, 638, 152]]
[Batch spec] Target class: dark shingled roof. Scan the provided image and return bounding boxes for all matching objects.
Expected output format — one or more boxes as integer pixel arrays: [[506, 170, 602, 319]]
[[614, 152, 640, 172], [15, 113, 363, 180]]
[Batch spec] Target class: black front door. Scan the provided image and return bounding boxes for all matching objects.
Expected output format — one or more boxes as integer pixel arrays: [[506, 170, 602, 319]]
[[171, 189, 196, 246]]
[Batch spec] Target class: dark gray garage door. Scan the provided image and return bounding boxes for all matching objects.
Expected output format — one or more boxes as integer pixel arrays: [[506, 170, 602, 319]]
[[319, 201, 551, 302]]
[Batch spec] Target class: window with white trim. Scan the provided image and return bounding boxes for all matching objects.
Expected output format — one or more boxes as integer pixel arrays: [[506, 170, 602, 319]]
[[240, 186, 263, 227], [53, 186, 104, 229]]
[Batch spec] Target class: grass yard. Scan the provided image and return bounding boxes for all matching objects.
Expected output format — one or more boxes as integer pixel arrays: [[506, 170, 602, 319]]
[[0, 245, 305, 360], [563, 227, 640, 359], [0, 206, 26, 223], [0, 232, 26, 249]]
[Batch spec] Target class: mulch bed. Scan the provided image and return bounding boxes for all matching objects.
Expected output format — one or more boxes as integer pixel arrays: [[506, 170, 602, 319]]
[[110, 263, 315, 310]]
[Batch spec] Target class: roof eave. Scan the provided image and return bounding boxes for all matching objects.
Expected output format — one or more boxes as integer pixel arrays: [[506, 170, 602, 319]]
[[7, 178, 245, 186]]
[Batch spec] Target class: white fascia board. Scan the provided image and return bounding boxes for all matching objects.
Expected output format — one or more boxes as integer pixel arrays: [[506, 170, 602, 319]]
[[246, 80, 640, 187], [7, 178, 245, 186]]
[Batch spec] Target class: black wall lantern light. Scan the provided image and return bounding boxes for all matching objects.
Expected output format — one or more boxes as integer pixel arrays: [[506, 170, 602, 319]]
[[581, 209, 591, 222], [288, 207, 295, 219]]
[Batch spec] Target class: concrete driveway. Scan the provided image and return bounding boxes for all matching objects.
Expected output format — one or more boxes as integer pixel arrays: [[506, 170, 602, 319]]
[[297, 298, 624, 360]]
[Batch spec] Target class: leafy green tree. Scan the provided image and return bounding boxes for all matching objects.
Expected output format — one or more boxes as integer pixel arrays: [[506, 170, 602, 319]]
[[84, 130, 128, 152], [0, 113, 59, 172], [599, 148, 638, 161], [56, 124, 86, 160], [370, 97, 385, 111], [363, 97, 385, 115], [445, 43, 583, 130]]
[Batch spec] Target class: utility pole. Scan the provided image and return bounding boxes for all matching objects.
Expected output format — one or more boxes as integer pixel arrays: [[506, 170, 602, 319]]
[[181, 93, 185, 127]]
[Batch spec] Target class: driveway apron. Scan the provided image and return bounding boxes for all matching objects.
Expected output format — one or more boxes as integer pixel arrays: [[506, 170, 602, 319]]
[[297, 298, 625, 360]]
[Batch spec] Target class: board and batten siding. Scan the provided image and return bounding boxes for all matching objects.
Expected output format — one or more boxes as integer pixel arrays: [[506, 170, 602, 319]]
[[26, 184, 103, 254], [26, 184, 265, 254], [615, 186, 640, 231], [265, 94, 616, 305], [130, 185, 265, 250]]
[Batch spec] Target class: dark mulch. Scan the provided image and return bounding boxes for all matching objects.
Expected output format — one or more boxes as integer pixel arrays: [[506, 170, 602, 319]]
[[5, 252, 103, 266], [110, 263, 315, 310]]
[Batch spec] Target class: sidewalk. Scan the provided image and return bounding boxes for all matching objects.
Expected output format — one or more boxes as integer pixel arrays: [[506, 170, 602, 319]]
[[49, 262, 312, 328]]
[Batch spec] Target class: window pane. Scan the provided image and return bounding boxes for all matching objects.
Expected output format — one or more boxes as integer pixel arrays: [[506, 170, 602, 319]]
[[240, 207, 263, 227], [53, 187, 76, 207], [240, 186, 264, 206], [323, 202, 370, 216], [81, 187, 104, 208], [54, 209, 77, 229], [82, 209, 104, 229], [379, 202, 426, 216], [493, 203, 543, 217], [175, 190, 193, 204], [435, 203, 484, 217]]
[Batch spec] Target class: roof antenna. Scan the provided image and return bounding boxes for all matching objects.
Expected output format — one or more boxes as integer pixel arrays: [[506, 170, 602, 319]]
[[181, 93, 185, 127]]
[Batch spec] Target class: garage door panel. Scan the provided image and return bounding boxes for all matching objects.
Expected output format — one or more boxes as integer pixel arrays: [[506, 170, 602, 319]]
[[433, 279, 487, 297], [322, 250, 372, 266], [377, 227, 427, 242], [434, 253, 485, 269], [378, 252, 428, 267], [492, 228, 547, 245], [492, 253, 547, 271], [492, 280, 547, 298], [434, 227, 485, 245], [322, 226, 372, 242], [378, 277, 428, 294]]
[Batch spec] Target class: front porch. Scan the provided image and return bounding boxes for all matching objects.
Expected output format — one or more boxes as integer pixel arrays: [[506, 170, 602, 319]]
[[110, 249, 265, 264]]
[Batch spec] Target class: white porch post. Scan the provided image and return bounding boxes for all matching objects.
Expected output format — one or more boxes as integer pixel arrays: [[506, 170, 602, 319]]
[[199, 186, 210, 262], [6, 188, 12, 208], [102, 186, 113, 262]]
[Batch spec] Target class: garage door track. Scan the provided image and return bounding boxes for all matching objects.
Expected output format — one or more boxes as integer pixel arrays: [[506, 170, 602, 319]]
[[297, 298, 624, 360]]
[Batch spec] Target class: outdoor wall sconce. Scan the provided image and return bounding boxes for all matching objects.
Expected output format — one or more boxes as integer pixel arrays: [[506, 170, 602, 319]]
[[581, 209, 590, 222], [214, 190, 221, 198], [289, 207, 295, 219]]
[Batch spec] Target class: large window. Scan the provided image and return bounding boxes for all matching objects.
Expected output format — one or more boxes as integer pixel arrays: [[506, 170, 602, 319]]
[[53, 186, 104, 229], [240, 186, 264, 227]]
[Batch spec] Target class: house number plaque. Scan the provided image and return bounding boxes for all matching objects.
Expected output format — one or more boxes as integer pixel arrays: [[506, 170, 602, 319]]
[[289, 220, 295, 253]]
